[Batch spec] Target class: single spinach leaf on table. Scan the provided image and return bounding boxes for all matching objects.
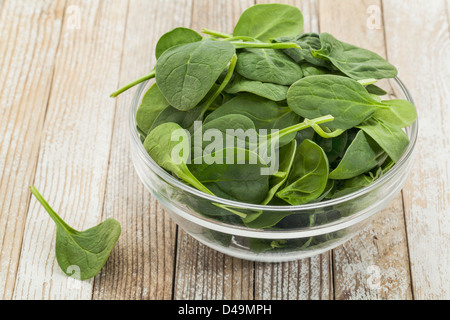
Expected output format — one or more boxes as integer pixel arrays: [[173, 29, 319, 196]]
[[155, 27, 203, 59], [312, 33, 398, 80], [224, 74, 289, 101], [233, 3, 304, 42], [287, 75, 385, 130], [155, 39, 235, 111], [136, 83, 170, 137], [276, 139, 329, 205], [329, 130, 388, 180], [236, 48, 303, 86], [357, 118, 410, 163], [29, 186, 121, 280]]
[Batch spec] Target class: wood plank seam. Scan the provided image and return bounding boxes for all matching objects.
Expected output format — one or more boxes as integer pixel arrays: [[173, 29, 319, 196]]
[[399, 190, 415, 300], [90, 0, 130, 299]]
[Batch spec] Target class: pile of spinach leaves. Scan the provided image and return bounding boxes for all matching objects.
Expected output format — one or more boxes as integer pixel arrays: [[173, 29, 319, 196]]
[[112, 4, 417, 253]]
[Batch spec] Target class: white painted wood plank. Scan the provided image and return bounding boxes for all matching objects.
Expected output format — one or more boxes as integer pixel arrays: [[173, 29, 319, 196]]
[[12, 0, 129, 300], [383, 0, 450, 300], [0, 0, 66, 300]]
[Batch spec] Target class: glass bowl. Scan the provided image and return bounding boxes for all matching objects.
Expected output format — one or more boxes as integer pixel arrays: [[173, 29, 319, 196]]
[[129, 78, 418, 262]]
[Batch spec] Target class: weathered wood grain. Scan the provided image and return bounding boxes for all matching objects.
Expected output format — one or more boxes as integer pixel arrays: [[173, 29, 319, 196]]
[[0, 0, 66, 300], [318, 0, 413, 300], [383, 0, 450, 300], [172, 0, 256, 300], [254, 254, 332, 300], [174, 232, 254, 300], [92, 0, 193, 300], [12, 0, 129, 299]]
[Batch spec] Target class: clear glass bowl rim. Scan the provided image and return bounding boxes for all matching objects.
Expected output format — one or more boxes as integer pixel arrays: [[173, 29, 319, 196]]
[[129, 77, 418, 234]]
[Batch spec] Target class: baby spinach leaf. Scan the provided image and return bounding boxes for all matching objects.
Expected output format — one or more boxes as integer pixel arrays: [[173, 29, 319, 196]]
[[224, 74, 289, 101], [365, 84, 387, 96], [151, 54, 238, 132], [188, 148, 269, 204], [204, 93, 300, 138], [312, 33, 398, 80], [233, 3, 304, 42], [299, 62, 332, 77], [261, 140, 297, 205], [236, 48, 303, 86], [136, 83, 170, 136], [275, 33, 331, 68], [357, 118, 410, 163], [276, 139, 329, 205], [197, 113, 334, 156], [373, 99, 417, 128], [329, 130, 388, 180], [315, 130, 349, 163], [155, 39, 235, 111], [330, 168, 383, 199], [287, 75, 383, 130], [144, 122, 213, 196], [29, 186, 121, 281], [155, 27, 202, 59]]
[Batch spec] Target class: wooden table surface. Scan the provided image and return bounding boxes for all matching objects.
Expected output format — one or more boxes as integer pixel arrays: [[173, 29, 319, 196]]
[[1, 0, 449, 300]]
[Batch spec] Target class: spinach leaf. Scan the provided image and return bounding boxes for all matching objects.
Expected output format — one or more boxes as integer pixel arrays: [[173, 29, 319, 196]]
[[151, 54, 238, 132], [299, 62, 332, 77], [315, 130, 348, 163], [204, 93, 300, 146], [233, 3, 304, 42], [357, 118, 409, 163], [236, 48, 303, 86], [261, 140, 297, 205], [287, 75, 384, 130], [155, 27, 203, 59], [330, 168, 383, 199], [373, 99, 417, 128], [365, 84, 387, 96], [329, 130, 388, 180], [224, 74, 289, 101], [144, 122, 213, 195], [136, 83, 170, 136], [188, 148, 269, 204], [275, 33, 331, 68], [312, 33, 398, 80], [276, 139, 329, 205], [29, 186, 121, 280], [197, 113, 334, 155], [155, 39, 235, 111], [295, 127, 315, 146]]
